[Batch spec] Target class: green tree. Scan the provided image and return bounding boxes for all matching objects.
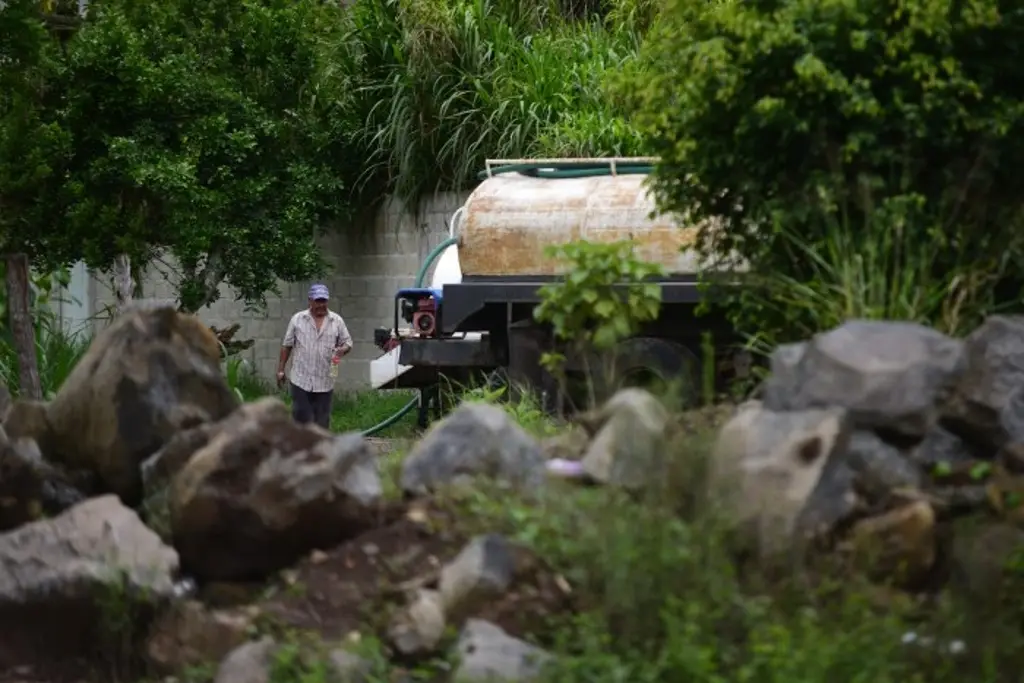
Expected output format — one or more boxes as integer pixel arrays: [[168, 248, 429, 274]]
[[0, 0, 78, 398], [56, 0, 352, 312], [622, 0, 1024, 343]]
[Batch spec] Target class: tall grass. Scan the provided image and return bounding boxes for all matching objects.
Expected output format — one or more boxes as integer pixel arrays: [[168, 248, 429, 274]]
[[731, 213, 1014, 356], [0, 313, 92, 400], [328, 0, 648, 204]]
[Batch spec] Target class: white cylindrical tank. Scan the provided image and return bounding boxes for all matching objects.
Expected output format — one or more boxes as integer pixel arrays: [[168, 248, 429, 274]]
[[458, 172, 707, 278], [429, 243, 463, 289]]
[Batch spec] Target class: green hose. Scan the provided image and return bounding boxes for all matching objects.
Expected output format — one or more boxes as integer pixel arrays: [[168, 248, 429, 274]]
[[478, 161, 654, 180], [361, 236, 460, 437]]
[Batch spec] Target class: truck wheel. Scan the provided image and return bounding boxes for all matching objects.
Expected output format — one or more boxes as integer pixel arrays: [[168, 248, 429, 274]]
[[591, 337, 702, 408]]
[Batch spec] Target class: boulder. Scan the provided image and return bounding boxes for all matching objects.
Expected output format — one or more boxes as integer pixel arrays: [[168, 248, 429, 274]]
[[845, 430, 924, 500], [0, 425, 89, 531], [709, 401, 853, 558], [145, 600, 258, 674], [453, 619, 553, 683], [2, 399, 49, 444], [143, 398, 292, 495], [761, 320, 965, 439], [844, 500, 937, 587], [0, 430, 47, 531], [941, 316, 1024, 453], [439, 534, 517, 622], [578, 389, 670, 489], [913, 426, 976, 467], [215, 637, 277, 683], [388, 588, 447, 657], [170, 398, 382, 581], [42, 306, 239, 504], [214, 637, 375, 683], [401, 403, 545, 496], [0, 495, 178, 664]]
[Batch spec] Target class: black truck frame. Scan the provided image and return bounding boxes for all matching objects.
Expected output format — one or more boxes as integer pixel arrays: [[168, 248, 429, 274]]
[[375, 273, 744, 422]]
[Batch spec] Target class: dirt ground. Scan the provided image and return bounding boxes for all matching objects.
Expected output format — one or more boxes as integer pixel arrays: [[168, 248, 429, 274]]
[[257, 499, 574, 644]]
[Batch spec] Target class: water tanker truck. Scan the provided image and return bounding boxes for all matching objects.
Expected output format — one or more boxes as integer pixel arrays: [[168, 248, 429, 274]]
[[369, 158, 745, 425]]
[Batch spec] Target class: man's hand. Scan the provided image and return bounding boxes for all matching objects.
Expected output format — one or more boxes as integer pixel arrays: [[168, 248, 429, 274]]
[[276, 370, 286, 388]]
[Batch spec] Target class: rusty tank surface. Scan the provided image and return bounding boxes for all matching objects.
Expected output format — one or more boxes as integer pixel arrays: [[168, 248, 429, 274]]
[[458, 161, 704, 278]]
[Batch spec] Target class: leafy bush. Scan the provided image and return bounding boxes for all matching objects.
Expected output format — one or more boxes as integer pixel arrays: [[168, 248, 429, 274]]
[[534, 239, 663, 407], [622, 0, 1024, 346]]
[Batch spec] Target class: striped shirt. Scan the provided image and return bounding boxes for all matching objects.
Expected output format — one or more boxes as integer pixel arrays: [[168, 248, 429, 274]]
[[282, 310, 353, 393]]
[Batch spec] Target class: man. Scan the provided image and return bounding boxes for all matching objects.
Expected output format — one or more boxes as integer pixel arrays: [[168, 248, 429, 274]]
[[277, 284, 353, 429]]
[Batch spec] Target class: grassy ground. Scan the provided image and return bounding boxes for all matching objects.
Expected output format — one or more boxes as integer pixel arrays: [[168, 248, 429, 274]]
[[224, 357, 420, 438]]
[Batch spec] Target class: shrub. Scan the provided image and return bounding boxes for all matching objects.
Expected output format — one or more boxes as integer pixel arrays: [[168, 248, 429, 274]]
[[621, 0, 1024, 346]]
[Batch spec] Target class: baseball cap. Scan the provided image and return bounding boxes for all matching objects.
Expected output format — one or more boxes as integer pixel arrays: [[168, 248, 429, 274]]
[[308, 284, 329, 300]]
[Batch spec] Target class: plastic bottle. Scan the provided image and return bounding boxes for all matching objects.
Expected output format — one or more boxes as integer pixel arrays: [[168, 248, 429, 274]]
[[329, 351, 341, 379]]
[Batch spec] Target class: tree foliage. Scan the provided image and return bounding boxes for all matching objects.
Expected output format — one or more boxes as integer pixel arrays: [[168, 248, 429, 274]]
[[53, 0, 352, 311], [0, 0, 652, 311], [0, 0, 71, 263], [622, 0, 1024, 342]]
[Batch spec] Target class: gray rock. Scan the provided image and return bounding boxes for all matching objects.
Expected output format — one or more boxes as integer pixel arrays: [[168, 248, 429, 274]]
[[709, 402, 852, 557], [400, 403, 545, 496], [43, 307, 239, 505], [942, 316, 1024, 452], [1002, 386, 1024, 448], [143, 400, 294, 496], [796, 456, 861, 541], [170, 399, 382, 581], [761, 342, 807, 406], [913, 426, 976, 467], [0, 495, 179, 660], [579, 389, 670, 490], [762, 320, 965, 438], [440, 534, 517, 621], [145, 599, 257, 674], [328, 648, 375, 682], [846, 430, 924, 499], [453, 619, 552, 682], [215, 637, 277, 683], [388, 589, 447, 656]]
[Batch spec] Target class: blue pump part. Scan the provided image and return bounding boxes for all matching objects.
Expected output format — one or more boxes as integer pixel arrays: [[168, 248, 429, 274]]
[[396, 287, 443, 303]]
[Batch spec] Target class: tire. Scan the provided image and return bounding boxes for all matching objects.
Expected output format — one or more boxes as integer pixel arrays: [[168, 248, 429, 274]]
[[588, 337, 703, 408]]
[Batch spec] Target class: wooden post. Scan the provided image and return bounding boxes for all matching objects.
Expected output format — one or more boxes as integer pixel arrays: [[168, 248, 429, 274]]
[[5, 253, 42, 400]]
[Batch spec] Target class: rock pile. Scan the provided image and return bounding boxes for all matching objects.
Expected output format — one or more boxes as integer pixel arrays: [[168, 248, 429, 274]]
[[711, 317, 1024, 590], [3, 305, 1022, 682]]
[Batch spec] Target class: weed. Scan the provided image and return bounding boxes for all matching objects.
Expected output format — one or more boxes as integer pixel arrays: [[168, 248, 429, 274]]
[[533, 239, 664, 410]]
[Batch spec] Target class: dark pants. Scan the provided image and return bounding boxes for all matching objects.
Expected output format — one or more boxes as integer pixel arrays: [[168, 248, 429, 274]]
[[290, 383, 333, 430]]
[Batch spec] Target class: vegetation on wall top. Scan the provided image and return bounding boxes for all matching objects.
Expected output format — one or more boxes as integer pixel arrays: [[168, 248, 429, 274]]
[[1, 0, 650, 312]]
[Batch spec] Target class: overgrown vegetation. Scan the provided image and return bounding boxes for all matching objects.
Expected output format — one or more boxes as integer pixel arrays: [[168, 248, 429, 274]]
[[333, 0, 647, 203], [2, 0, 647, 316], [621, 0, 1024, 347], [535, 239, 664, 408]]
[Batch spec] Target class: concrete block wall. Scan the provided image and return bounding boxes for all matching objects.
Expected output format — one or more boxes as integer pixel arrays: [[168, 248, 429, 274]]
[[89, 191, 470, 390]]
